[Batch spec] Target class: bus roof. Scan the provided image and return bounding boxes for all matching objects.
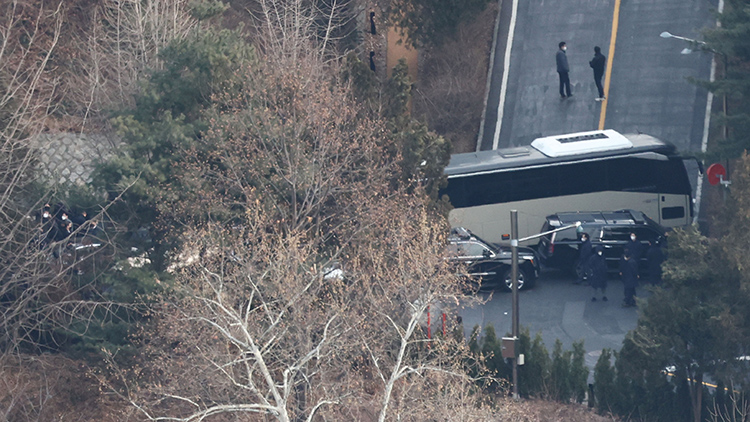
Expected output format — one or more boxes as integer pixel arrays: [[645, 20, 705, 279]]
[[445, 130, 678, 177]]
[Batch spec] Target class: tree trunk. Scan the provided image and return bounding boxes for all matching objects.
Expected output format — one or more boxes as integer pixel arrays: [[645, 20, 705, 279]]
[[690, 372, 703, 422]]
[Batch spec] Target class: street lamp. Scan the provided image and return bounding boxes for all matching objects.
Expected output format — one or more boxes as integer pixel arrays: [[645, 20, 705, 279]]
[[660, 30, 728, 140], [508, 210, 580, 399]]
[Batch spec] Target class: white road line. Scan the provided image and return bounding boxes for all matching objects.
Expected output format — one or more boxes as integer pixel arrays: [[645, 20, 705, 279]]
[[476, 0, 503, 152], [492, 0, 518, 150], [693, 0, 723, 224]]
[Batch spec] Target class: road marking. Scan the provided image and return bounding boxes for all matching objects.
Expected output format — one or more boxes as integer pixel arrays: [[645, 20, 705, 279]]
[[476, 0, 503, 152], [492, 0, 518, 150], [599, 0, 621, 130], [693, 0, 724, 223], [664, 371, 738, 392]]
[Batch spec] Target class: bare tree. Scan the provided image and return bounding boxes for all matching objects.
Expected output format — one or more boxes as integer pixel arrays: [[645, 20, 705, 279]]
[[96, 36, 494, 419], [709, 385, 750, 422], [249, 0, 359, 63], [0, 0, 65, 353], [114, 205, 484, 422], [63, 0, 197, 128], [0, 3, 132, 419]]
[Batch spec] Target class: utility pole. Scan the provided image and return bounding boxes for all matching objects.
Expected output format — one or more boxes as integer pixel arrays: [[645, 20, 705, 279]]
[[508, 212, 580, 400], [510, 210, 519, 400]]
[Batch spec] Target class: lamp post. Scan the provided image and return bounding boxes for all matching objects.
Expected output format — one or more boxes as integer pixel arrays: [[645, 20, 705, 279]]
[[509, 211, 580, 399], [660, 31, 728, 140]]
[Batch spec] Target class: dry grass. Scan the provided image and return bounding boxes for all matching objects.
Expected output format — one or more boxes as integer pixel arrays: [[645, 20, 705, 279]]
[[0, 355, 132, 422], [503, 398, 618, 422], [413, 2, 498, 153]]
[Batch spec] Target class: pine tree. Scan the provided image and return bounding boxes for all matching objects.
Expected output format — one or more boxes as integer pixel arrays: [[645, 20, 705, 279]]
[[699, 0, 750, 159], [569, 341, 589, 403], [593, 349, 616, 415], [622, 226, 748, 422], [550, 339, 571, 402], [481, 325, 510, 393], [518, 328, 550, 398]]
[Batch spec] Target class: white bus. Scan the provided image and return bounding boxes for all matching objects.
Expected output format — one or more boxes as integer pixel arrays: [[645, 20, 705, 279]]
[[441, 129, 693, 242]]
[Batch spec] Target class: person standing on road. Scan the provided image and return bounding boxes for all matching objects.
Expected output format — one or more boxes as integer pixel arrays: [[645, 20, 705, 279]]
[[556, 41, 572, 99], [575, 232, 593, 285], [626, 232, 644, 271], [619, 248, 639, 307], [589, 46, 606, 101], [646, 239, 665, 285], [588, 246, 608, 302]]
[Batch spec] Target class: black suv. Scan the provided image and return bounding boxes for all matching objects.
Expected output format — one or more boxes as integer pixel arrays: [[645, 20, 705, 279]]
[[447, 227, 539, 291], [536, 210, 667, 274]]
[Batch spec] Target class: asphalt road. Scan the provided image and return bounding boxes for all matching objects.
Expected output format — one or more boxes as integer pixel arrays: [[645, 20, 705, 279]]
[[479, 0, 717, 152], [460, 268, 647, 376], [466, 0, 719, 377]]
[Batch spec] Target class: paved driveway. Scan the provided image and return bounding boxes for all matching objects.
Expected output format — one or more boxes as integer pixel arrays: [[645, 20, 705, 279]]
[[460, 269, 647, 375], [480, 0, 716, 153]]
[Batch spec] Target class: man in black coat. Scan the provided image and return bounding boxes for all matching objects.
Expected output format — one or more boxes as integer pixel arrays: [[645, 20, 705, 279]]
[[589, 46, 606, 101], [588, 246, 608, 302], [646, 239, 665, 285], [626, 232, 644, 268], [556, 41, 572, 99], [619, 248, 639, 307], [575, 232, 593, 284]]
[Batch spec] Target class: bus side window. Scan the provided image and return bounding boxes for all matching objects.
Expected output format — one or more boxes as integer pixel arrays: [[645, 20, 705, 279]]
[[661, 206, 685, 220]]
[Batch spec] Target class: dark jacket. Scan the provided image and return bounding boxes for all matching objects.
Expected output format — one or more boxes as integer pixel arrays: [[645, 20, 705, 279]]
[[589, 52, 606, 77], [578, 238, 593, 265], [588, 248, 608, 289], [556, 50, 569, 73], [626, 239, 644, 261], [646, 243, 665, 283], [620, 256, 639, 289], [71, 211, 89, 227]]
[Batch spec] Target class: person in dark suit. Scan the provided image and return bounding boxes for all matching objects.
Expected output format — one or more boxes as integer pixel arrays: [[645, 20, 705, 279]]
[[575, 232, 593, 284], [626, 232, 644, 275], [619, 248, 639, 307], [588, 246, 608, 302], [556, 41, 572, 99], [71, 210, 89, 227], [646, 239, 665, 285], [589, 46, 606, 101]]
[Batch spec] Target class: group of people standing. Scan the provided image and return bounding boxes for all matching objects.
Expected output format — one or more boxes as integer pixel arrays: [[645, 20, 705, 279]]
[[36, 202, 101, 247], [576, 232, 665, 308], [556, 41, 607, 101]]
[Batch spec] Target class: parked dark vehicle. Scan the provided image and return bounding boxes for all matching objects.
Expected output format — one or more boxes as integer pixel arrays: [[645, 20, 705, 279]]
[[536, 210, 667, 276], [448, 227, 539, 291]]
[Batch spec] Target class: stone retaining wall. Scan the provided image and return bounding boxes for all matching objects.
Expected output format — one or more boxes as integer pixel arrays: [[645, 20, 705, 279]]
[[30, 133, 120, 185]]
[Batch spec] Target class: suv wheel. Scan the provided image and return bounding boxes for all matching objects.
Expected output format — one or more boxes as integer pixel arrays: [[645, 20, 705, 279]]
[[503, 268, 531, 291]]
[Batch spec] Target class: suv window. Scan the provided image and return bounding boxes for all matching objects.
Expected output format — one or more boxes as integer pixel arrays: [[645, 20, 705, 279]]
[[555, 227, 579, 242], [460, 241, 493, 257], [446, 243, 460, 257], [633, 227, 660, 242], [602, 227, 632, 241], [601, 226, 659, 242]]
